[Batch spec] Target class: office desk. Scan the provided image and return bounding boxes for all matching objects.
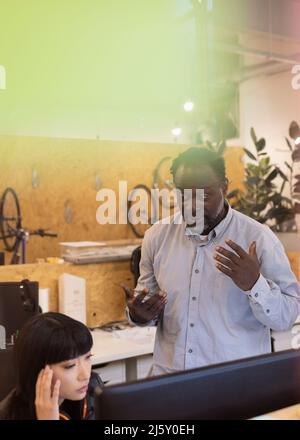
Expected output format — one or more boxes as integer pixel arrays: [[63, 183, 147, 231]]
[[266, 403, 300, 420], [91, 327, 156, 384], [90, 314, 300, 385]]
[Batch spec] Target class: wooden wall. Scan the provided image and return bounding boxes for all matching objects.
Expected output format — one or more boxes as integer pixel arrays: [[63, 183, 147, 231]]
[[0, 249, 297, 328], [0, 261, 131, 328], [0, 135, 245, 263]]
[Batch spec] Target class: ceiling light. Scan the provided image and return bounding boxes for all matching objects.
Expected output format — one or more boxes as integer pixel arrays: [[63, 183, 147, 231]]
[[183, 101, 194, 112]]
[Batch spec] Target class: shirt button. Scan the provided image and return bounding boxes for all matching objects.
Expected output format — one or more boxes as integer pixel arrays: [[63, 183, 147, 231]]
[[195, 269, 199, 274], [266, 309, 270, 314], [192, 297, 197, 301], [255, 293, 258, 298], [190, 323, 194, 327], [188, 349, 193, 353]]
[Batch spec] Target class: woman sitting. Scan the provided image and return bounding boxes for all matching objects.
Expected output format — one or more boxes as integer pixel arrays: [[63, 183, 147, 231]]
[[0, 312, 103, 420]]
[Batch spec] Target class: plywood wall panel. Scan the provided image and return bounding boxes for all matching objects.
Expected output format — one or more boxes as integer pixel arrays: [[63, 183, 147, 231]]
[[0, 135, 244, 264], [0, 249, 297, 328], [0, 261, 133, 328]]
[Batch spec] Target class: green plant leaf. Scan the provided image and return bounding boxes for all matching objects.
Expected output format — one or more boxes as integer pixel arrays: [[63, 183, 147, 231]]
[[277, 169, 289, 182], [292, 149, 300, 162], [247, 176, 261, 185], [280, 180, 286, 195], [285, 161, 293, 172], [259, 157, 271, 167], [250, 127, 257, 144], [270, 193, 282, 205], [265, 207, 275, 217], [255, 138, 266, 152], [252, 203, 267, 213], [289, 121, 300, 140], [285, 137, 293, 152], [265, 169, 277, 183], [293, 183, 300, 193], [217, 141, 226, 156], [244, 148, 257, 161]]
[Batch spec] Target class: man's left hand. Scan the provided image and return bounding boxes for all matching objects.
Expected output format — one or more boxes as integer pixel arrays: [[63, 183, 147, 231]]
[[214, 239, 260, 291]]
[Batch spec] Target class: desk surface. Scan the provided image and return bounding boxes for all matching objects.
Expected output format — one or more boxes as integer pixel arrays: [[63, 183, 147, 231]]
[[263, 403, 300, 420], [91, 327, 156, 365]]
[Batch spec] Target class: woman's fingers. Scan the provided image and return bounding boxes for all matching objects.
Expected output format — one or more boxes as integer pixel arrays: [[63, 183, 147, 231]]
[[35, 366, 60, 420], [41, 366, 53, 401], [35, 368, 45, 402], [51, 379, 61, 403]]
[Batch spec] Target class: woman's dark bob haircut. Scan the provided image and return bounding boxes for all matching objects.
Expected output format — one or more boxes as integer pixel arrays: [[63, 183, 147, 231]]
[[13, 312, 93, 419]]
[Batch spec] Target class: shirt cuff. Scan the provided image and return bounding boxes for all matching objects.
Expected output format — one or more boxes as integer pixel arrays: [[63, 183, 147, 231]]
[[246, 274, 271, 307]]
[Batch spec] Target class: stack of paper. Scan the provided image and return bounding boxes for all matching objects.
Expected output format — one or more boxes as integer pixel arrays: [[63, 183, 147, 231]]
[[60, 241, 106, 258], [112, 326, 156, 345], [60, 241, 142, 264]]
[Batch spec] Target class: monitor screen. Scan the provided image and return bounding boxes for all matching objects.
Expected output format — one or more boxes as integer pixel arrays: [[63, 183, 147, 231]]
[[94, 349, 300, 420]]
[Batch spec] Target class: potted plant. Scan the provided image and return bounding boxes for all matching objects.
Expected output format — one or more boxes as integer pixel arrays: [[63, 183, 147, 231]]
[[282, 121, 300, 231], [227, 128, 296, 232]]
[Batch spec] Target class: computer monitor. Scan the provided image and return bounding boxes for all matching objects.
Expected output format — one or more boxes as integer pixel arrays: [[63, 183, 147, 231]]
[[94, 349, 300, 420], [0, 280, 39, 344]]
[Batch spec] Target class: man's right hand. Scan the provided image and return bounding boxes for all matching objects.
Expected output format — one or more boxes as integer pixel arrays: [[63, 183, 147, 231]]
[[121, 284, 167, 324]]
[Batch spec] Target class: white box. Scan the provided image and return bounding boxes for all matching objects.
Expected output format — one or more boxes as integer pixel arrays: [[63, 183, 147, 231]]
[[58, 273, 86, 324], [39, 288, 49, 313]]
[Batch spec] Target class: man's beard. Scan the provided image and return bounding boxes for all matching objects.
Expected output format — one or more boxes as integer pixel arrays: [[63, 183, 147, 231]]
[[181, 191, 227, 234], [202, 200, 227, 233], [203, 215, 217, 232]]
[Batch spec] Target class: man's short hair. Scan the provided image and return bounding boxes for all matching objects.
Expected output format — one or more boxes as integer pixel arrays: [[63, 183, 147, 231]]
[[170, 147, 227, 182]]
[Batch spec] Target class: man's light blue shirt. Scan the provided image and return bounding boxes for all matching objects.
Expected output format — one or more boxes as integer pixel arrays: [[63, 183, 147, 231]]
[[128, 204, 300, 375]]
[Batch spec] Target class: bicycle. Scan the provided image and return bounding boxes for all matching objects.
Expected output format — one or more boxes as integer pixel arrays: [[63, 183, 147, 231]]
[[127, 157, 178, 238], [0, 187, 57, 264]]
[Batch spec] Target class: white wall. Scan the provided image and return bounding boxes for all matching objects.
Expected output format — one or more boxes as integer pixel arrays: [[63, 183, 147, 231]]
[[239, 69, 300, 170]]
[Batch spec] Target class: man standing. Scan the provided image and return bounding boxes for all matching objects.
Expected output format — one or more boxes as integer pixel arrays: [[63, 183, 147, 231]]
[[123, 147, 300, 376]]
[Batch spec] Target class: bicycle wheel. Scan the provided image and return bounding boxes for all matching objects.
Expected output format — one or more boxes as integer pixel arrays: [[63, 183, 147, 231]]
[[127, 184, 154, 238], [0, 187, 21, 251], [153, 156, 177, 210]]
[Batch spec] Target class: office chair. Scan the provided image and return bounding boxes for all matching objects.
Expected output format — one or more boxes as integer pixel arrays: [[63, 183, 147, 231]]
[[0, 347, 16, 401]]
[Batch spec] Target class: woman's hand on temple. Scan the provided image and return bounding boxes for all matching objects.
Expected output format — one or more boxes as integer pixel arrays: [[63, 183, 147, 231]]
[[35, 365, 61, 420]]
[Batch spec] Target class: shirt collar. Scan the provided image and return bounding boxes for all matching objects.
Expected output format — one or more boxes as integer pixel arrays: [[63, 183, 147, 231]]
[[213, 201, 233, 240]]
